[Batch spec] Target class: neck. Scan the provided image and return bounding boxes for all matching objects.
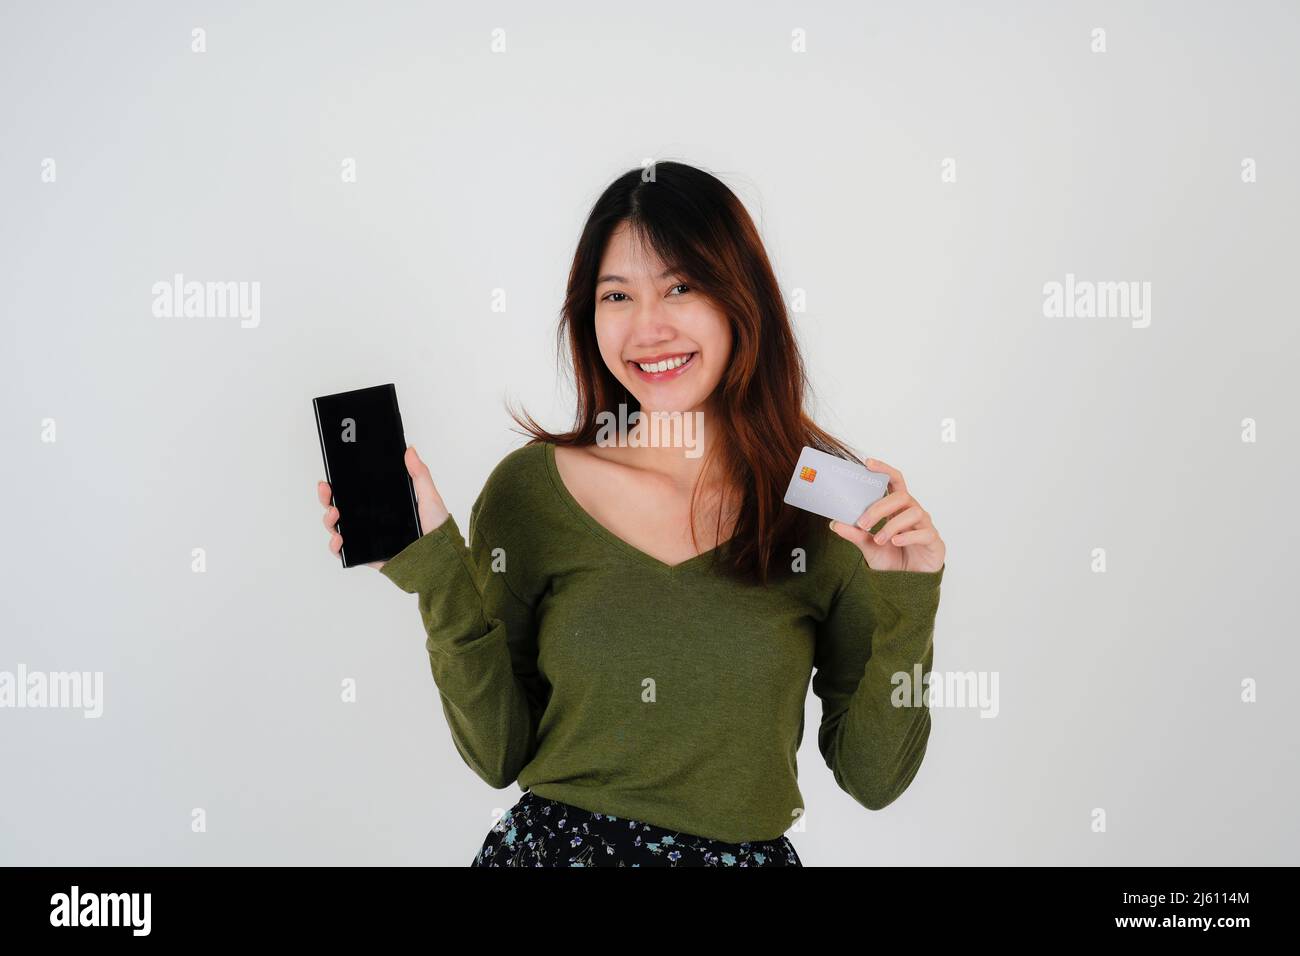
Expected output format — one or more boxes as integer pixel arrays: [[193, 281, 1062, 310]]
[[626, 404, 712, 490]]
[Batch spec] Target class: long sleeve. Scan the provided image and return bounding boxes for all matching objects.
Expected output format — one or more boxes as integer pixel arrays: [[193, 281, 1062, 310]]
[[379, 501, 548, 789], [812, 558, 944, 811]]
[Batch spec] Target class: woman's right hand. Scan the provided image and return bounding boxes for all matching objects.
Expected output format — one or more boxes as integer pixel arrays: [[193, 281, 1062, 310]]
[[317, 446, 451, 570]]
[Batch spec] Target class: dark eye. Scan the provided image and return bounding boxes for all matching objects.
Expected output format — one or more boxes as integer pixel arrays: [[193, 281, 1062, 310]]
[[669, 283, 690, 295], [601, 291, 628, 302]]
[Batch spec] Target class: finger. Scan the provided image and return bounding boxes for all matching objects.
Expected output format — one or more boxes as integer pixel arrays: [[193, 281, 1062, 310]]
[[829, 518, 874, 549], [329, 532, 343, 555], [873, 505, 926, 544], [888, 527, 939, 547], [864, 457, 907, 495], [321, 506, 339, 532], [317, 481, 333, 506], [405, 446, 437, 503], [855, 490, 914, 533]]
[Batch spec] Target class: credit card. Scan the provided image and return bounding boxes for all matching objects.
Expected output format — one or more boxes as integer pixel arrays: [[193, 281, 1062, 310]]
[[782, 446, 890, 525]]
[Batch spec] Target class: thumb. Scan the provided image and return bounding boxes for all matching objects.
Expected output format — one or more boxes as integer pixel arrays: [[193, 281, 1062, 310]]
[[829, 518, 879, 556], [828, 518, 869, 545], [405, 446, 435, 497], [404, 445, 449, 533]]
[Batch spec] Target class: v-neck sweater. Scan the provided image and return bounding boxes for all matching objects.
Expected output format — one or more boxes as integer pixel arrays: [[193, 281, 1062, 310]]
[[380, 441, 945, 844]]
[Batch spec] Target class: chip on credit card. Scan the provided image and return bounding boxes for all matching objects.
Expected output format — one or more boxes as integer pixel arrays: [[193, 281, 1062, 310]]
[[782, 446, 891, 525]]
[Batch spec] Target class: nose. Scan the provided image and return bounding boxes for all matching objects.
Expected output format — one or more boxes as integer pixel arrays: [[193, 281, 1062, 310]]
[[628, 296, 676, 344]]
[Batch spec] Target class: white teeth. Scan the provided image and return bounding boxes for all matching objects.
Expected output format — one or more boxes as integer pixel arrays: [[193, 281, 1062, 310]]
[[637, 354, 692, 373]]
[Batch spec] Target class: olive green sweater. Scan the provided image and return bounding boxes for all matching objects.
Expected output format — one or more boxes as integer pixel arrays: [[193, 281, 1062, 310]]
[[380, 441, 945, 844]]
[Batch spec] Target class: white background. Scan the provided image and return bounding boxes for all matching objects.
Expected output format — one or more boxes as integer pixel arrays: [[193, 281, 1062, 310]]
[[2, 0, 1297, 864]]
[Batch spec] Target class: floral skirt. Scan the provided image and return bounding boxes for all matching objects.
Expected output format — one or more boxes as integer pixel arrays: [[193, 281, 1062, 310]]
[[470, 789, 802, 867]]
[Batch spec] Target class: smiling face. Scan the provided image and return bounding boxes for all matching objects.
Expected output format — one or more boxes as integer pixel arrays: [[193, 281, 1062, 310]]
[[594, 222, 732, 416]]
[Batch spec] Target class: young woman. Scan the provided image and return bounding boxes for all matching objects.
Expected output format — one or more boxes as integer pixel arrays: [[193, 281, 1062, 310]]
[[315, 161, 946, 867]]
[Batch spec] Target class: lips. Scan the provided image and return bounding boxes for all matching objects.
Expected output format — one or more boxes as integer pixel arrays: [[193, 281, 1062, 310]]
[[628, 351, 697, 382]]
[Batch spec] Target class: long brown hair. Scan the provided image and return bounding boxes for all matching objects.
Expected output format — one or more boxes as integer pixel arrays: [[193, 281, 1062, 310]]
[[510, 160, 859, 585]]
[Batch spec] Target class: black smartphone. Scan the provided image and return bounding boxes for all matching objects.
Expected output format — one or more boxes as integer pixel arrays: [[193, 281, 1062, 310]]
[[312, 383, 422, 567]]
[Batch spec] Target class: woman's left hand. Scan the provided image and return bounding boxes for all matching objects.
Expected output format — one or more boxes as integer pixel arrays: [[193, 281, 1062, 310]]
[[829, 457, 945, 573]]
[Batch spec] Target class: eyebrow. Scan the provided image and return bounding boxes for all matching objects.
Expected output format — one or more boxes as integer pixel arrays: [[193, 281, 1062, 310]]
[[596, 268, 680, 285]]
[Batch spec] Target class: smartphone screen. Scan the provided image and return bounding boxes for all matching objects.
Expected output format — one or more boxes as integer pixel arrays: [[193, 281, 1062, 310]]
[[312, 383, 422, 567]]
